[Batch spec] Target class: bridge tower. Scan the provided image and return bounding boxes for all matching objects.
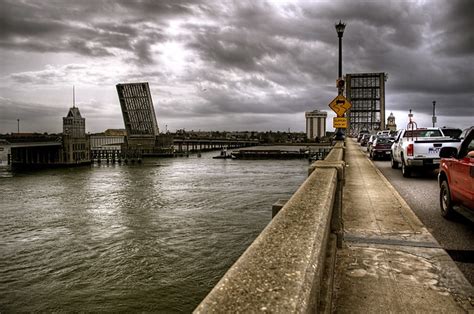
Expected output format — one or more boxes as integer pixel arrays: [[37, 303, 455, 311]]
[[116, 82, 172, 156], [346, 72, 387, 134], [387, 112, 397, 132], [62, 89, 90, 164]]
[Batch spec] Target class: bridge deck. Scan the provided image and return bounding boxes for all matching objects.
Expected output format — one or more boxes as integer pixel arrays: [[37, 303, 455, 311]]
[[332, 139, 473, 312]]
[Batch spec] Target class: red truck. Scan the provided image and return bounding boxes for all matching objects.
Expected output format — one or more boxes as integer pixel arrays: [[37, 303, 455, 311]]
[[438, 127, 474, 219]]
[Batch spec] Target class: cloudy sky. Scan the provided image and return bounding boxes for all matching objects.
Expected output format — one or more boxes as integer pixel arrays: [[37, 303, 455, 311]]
[[0, 0, 472, 134]]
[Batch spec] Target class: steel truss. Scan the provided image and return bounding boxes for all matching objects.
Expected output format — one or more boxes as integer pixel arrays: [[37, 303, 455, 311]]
[[346, 73, 386, 135]]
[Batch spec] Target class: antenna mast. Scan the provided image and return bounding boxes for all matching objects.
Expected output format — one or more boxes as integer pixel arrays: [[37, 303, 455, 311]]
[[73, 85, 76, 108]]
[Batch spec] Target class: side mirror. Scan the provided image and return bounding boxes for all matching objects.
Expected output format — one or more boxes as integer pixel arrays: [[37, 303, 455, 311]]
[[439, 147, 458, 158]]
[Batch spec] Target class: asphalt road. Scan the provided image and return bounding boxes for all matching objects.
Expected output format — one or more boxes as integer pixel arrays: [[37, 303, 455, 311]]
[[358, 144, 474, 285]]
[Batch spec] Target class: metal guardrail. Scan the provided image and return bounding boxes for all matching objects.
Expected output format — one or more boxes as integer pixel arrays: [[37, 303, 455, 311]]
[[195, 141, 345, 313]]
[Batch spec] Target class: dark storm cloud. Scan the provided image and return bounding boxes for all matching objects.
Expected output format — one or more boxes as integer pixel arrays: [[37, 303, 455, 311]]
[[302, 1, 427, 49], [7, 64, 169, 88], [187, 85, 331, 116], [289, 0, 473, 118], [0, 96, 123, 133], [1, 0, 472, 131], [431, 0, 474, 56], [0, 0, 191, 63], [183, 2, 338, 105], [0, 97, 58, 119], [115, 0, 194, 17]]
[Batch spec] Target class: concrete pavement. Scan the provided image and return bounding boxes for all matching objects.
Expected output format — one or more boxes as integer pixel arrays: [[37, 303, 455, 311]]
[[332, 138, 473, 313]]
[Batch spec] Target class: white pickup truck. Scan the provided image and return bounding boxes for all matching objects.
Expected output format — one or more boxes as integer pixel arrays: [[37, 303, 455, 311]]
[[390, 127, 461, 177]]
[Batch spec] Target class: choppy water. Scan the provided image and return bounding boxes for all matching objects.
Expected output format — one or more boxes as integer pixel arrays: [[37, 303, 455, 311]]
[[0, 152, 308, 312]]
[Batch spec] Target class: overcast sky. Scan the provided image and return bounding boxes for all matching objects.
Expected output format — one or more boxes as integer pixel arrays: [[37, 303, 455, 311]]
[[0, 0, 472, 134]]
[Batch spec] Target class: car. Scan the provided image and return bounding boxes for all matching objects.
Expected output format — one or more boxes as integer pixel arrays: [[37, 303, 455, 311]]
[[390, 127, 461, 177], [360, 134, 371, 146], [438, 126, 474, 219], [458, 127, 472, 140], [366, 135, 377, 152], [357, 130, 369, 142], [369, 136, 394, 160]]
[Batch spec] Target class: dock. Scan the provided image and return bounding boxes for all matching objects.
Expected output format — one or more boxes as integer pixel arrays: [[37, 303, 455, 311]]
[[231, 145, 332, 160]]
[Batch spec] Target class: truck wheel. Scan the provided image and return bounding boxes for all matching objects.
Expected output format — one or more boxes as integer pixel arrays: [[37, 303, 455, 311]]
[[401, 159, 411, 177], [440, 181, 455, 219], [391, 154, 399, 169]]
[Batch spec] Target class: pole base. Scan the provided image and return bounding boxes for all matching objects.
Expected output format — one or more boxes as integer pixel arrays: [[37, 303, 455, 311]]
[[334, 128, 345, 141]]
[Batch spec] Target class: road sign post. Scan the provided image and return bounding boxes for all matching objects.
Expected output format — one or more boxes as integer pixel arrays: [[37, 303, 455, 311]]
[[328, 94, 351, 129], [328, 95, 352, 117]]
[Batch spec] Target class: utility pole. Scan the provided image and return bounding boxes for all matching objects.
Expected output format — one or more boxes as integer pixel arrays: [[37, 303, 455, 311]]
[[432, 101, 436, 127], [17, 119, 20, 133]]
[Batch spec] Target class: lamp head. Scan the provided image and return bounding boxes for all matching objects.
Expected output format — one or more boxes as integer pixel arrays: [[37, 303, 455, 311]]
[[335, 20, 346, 37]]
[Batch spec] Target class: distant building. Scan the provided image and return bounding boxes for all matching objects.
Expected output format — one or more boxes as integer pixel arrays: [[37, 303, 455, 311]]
[[305, 110, 327, 139], [346, 72, 387, 134], [387, 112, 397, 131], [62, 106, 90, 164]]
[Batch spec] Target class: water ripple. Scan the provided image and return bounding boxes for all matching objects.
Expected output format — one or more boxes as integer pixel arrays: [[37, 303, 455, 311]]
[[0, 153, 307, 312]]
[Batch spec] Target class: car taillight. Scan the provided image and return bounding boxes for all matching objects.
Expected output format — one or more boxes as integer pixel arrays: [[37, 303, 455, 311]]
[[407, 144, 414, 156]]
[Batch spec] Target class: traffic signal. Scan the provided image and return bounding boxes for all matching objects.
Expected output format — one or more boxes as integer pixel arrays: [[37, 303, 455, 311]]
[[337, 79, 345, 89]]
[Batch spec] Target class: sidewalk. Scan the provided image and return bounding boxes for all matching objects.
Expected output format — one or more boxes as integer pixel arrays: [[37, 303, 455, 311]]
[[332, 139, 473, 313]]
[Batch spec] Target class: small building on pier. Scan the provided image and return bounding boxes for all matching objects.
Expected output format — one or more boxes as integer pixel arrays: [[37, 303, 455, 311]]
[[62, 105, 91, 164], [0, 133, 63, 169]]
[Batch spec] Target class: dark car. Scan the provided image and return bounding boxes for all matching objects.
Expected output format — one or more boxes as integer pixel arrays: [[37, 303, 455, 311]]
[[369, 137, 394, 160], [438, 126, 474, 219]]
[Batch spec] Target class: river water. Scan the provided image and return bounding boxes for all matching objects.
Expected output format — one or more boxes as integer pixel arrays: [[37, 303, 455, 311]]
[[0, 152, 308, 312]]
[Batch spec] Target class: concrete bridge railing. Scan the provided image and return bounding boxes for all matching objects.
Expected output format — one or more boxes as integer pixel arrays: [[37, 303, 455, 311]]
[[195, 141, 345, 313]]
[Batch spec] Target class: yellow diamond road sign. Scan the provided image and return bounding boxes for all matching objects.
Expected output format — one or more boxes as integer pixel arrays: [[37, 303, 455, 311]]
[[328, 95, 352, 117], [333, 117, 348, 128]]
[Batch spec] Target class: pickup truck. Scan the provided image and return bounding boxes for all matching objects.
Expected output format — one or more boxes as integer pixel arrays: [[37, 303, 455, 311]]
[[438, 127, 474, 219], [390, 127, 461, 177]]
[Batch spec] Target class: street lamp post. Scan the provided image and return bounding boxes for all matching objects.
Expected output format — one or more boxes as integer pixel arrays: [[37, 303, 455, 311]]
[[432, 101, 436, 127], [336, 20, 346, 85], [334, 20, 346, 140]]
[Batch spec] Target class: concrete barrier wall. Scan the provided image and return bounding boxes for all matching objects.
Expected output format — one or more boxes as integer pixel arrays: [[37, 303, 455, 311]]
[[194, 141, 345, 313]]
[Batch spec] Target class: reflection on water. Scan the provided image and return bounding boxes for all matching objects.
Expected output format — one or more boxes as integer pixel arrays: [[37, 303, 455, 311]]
[[0, 152, 308, 312]]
